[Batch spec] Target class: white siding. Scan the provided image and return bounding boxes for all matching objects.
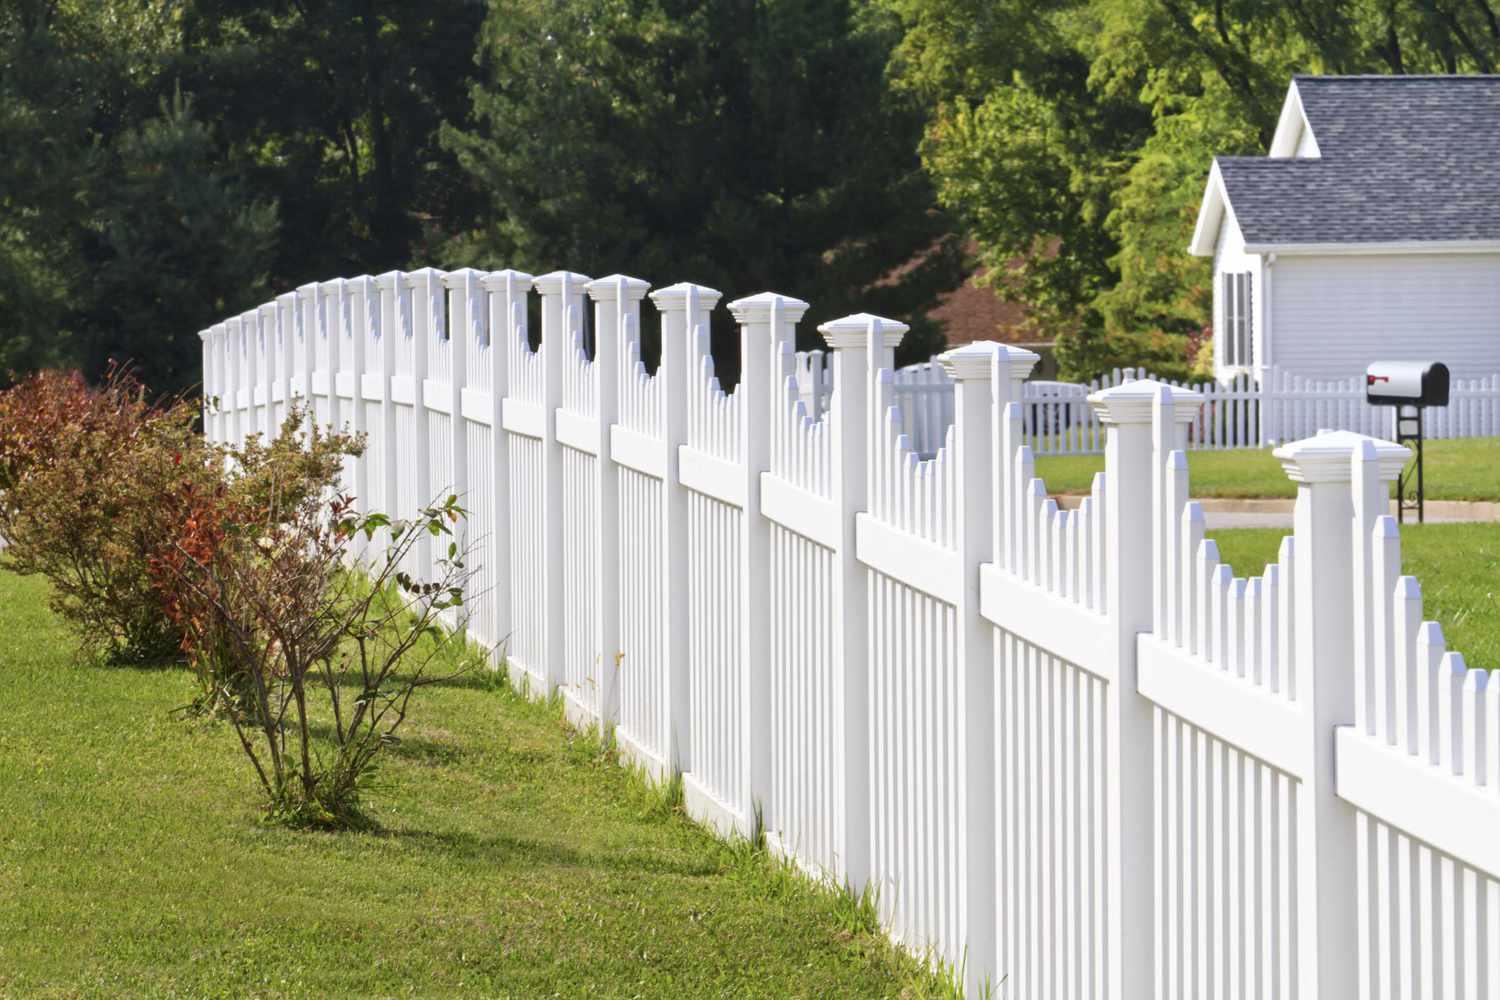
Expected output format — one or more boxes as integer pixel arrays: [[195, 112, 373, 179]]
[[1270, 253, 1500, 380], [1212, 213, 1264, 379]]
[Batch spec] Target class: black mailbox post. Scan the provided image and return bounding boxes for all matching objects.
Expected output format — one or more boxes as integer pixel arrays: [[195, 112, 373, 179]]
[[1366, 361, 1449, 523]]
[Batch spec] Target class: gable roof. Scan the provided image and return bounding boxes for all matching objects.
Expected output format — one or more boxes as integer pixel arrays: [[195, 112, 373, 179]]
[[1189, 75, 1500, 255]]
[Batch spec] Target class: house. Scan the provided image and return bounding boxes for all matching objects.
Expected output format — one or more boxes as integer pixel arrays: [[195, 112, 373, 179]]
[[1189, 75, 1500, 384]]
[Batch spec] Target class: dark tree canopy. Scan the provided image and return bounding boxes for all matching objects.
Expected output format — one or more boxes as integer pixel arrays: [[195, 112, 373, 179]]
[[444, 0, 967, 376]]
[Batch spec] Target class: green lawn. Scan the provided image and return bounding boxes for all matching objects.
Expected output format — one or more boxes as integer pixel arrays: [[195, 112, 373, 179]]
[[1209, 522, 1500, 669], [0, 570, 946, 999], [1035, 436, 1500, 500]]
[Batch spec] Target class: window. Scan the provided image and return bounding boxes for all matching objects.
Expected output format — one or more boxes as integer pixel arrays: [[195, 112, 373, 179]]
[[1221, 271, 1254, 368]]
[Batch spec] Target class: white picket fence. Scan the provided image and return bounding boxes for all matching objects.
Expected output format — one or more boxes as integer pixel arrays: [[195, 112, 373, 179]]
[[795, 354, 1500, 458], [202, 269, 1500, 999]]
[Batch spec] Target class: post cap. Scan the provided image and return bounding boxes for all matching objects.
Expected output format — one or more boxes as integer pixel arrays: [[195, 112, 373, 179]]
[[995, 343, 1043, 380], [1088, 378, 1202, 425], [817, 312, 909, 350], [727, 291, 810, 325], [440, 267, 488, 290], [296, 281, 321, 299], [586, 274, 652, 301], [937, 340, 1005, 382], [373, 269, 405, 290], [1273, 429, 1411, 484], [649, 281, 723, 311], [403, 266, 447, 288], [533, 270, 593, 295], [479, 269, 535, 292]]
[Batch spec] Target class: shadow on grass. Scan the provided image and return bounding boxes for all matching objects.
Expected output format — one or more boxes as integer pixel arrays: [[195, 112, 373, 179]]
[[378, 825, 722, 878]]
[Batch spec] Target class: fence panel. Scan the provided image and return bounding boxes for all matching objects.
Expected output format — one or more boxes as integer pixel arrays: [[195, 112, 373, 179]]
[[1340, 442, 1500, 998], [201, 267, 1500, 1000], [763, 322, 841, 877]]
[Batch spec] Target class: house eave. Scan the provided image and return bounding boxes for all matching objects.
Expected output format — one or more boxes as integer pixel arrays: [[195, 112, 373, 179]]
[[1187, 161, 1231, 257], [1243, 239, 1500, 256]]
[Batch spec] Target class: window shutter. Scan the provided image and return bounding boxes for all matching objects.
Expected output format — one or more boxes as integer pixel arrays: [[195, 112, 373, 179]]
[[1221, 272, 1234, 366], [1243, 273, 1254, 367]]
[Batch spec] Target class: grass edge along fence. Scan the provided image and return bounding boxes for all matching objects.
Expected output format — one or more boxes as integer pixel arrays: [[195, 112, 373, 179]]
[[203, 269, 1500, 999], [798, 352, 1500, 459]]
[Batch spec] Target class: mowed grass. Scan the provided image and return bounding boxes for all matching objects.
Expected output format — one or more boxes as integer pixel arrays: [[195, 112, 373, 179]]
[[1035, 436, 1500, 500], [1209, 522, 1500, 669], [0, 570, 947, 999]]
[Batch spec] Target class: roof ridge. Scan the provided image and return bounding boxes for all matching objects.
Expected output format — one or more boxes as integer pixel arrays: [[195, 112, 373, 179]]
[[1294, 73, 1500, 81]]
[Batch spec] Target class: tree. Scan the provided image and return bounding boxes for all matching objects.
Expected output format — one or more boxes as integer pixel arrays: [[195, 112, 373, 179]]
[[172, 0, 488, 286], [84, 90, 278, 396], [445, 0, 967, 375], [883, 0, 1153, 360]]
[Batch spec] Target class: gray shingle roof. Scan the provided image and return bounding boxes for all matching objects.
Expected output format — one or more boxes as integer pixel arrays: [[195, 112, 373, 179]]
[[1218, 75, 1500, 247]]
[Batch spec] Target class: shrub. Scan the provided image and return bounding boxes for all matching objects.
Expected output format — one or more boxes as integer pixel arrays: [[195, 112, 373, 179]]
[[0, 366, 212, 661], [152, 404, 363, 715], [158, 474, 475, 828]]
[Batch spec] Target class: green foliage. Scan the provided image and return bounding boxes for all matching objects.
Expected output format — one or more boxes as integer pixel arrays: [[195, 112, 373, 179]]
[[0, 0, 483, 397], [445, 0, 966, 371], [173, 0, 486, 281], [884, 0, 1152, 350], [89, 89, 278, 394]]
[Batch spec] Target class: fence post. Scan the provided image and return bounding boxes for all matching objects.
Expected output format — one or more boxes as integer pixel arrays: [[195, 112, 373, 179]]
[[587, 274, 651, 730], [372, 272, 402, 562], [294, 282, 319, 433], [817, 313, 909, 893], [409, 268, 447, 577], [727, 291, 809, 836], [649, 282, 722, 779], [935, 340, 1000, 995], [257, 303, 277, 441], [198, 326, 218, 443], [275, 293, 296, 431], [1271, 429, 1399, 997], [481, 270, 534, 670], [443, 269, 486, 609], [340, 280, 368, 558], [1086, 378, 1164, 1000]]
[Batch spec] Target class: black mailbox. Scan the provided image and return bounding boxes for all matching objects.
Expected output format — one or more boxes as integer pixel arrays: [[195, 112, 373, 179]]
[[1366, 361, 1450, 407]]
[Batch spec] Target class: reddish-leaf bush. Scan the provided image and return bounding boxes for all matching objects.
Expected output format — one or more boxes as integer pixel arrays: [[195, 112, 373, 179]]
[[158, 474, 474, 827], [0, 366, 214, 661], [150, 404, 363, 716]]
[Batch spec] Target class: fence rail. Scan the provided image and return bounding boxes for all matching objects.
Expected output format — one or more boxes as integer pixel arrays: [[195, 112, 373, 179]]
[[204, 268, 1500, 998]]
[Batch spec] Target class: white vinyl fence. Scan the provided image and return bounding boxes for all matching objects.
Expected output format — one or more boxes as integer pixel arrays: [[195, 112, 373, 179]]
[[203, 269, 1500, 999], [795, 355, 1500, 458]]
